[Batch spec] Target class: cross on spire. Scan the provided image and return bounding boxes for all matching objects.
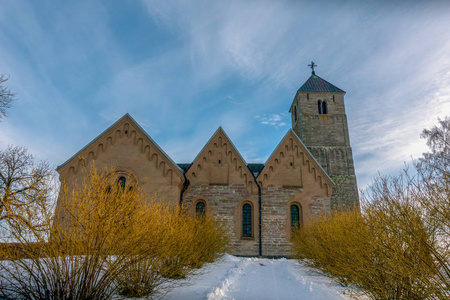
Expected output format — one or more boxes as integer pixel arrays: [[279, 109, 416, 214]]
[[308, 61, 317, 75]]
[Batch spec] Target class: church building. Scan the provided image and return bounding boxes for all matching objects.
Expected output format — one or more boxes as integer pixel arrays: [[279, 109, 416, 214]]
[[55, 65, 358, 257]]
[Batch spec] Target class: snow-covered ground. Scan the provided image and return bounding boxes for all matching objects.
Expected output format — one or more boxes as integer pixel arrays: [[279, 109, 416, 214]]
[[148, 255, 352, 300]]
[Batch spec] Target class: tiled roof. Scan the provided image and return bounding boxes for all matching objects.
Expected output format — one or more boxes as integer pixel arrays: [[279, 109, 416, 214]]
[[177, 163, 192, 172], [298, 74, 345, 93], [247, 163, 265, 177]]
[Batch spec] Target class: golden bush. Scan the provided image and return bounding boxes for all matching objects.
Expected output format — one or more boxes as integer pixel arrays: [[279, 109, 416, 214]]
[[0, 166, 228, 299], [292, 202, 437, 299]]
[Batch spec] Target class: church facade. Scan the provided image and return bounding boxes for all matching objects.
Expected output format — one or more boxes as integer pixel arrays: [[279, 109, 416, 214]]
[[55, 68, 358, 257]]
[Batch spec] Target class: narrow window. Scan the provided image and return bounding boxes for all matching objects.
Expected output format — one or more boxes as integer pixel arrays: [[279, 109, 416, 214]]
[[118, 176, 126, 191], [307, 93, 309, 101], [318, 100, 322, 114], [196, 201, 206, 216], [291, 204, 301, 230], [294, 106, 297, 122], [322, 101, 327, 114], [242, 204, 252, 237], [332, 95, 335, 102]]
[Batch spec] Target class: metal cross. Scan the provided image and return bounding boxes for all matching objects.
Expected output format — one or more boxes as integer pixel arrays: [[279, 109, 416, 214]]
[[308, 61, 317, 75]]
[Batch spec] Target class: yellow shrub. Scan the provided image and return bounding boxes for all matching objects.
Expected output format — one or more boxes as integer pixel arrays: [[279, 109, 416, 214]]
[[292, 204, 437, 300], [0, 166, 228, 299]]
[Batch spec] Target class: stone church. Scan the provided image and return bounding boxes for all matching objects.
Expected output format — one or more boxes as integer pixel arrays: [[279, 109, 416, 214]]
[[55, 66, 358, 257]]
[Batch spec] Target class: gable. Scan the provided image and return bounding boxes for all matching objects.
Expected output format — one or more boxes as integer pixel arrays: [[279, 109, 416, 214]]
[[186, 127, 256, 193], [56, 114, 184, 186], [256, 130, 334, 196]]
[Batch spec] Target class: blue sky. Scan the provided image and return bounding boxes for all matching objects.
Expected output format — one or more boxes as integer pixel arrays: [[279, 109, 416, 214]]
[[0, 0, 449, 189]]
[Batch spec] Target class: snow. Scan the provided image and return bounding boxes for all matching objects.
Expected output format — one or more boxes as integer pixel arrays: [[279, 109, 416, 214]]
[[148, 255, 352, 300]]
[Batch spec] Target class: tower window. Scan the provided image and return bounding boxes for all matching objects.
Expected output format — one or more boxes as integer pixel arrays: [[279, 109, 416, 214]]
[[318, 100, 327, 114], [290, 204, 301, 230], [242, 203, 252, 238], [196, 201, 206, 216], [322, 101, 327, 114], [294, 106, 297, 122], [333, 95, 335, 102], [118, 176, 126, 191], [307, 93, 309, 101]]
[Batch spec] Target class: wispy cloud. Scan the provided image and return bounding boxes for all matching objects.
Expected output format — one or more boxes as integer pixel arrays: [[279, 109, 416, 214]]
[[0, 0, 449, 193], [254, 113, 289, 129]]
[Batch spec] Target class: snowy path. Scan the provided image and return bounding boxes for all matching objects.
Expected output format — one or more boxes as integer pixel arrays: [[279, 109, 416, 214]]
[[155, 255, 351, 300]]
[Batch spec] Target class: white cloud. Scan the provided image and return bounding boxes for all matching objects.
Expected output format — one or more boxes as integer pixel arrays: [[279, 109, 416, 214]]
[[1, 0, 450, 194], [254, 113, 289, 129]]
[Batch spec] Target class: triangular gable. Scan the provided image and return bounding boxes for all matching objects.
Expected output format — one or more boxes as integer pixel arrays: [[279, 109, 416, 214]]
[[257, 130, 334, 196], [186, 127, 256, 193], [57, 114, 184, 182]]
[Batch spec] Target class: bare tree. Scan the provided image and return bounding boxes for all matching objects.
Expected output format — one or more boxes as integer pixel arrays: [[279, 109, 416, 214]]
[[0, 74, 16, 121], [0, 145, 53, 230]]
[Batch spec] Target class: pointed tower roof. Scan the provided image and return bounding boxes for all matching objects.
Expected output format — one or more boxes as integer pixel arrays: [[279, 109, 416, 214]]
[[298, 73, 345, 93]]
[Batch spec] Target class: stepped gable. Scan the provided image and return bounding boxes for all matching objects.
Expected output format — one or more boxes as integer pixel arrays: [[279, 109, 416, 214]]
[[56, 113, 184, 184], [186, 127, 256, 193], [298, 74, 345, 93], [256, 130, 334, 196]]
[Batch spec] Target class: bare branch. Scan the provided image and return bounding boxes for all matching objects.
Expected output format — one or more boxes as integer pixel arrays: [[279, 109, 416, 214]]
[[0, 74, 16, 120]]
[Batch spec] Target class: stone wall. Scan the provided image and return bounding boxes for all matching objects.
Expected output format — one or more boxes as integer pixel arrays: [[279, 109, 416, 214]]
[[290, 90, 359, 209], [260, 187, 331, 257], [182, 183, 260, 256]]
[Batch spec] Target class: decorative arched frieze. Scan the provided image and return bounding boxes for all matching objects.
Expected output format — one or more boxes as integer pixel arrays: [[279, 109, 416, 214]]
[[185, 127, 256, 193], [257, 130, 334, 192], [57, 114, 184, 185]]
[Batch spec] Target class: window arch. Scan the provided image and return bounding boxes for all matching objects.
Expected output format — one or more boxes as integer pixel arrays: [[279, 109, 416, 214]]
[[318, 100, 322, 114], [322, 101, 327, 114], [290, 204, 302, 230], [118, 176, 126, 191], [242, 203, 252, 238], [196, 201, 206, 216]]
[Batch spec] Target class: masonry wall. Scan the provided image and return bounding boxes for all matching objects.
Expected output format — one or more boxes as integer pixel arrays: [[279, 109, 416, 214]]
[[291, 91, 359, 208], [182, 184, 259, 256], [261, 187, 331, 257], [56, 117, 183, 206]]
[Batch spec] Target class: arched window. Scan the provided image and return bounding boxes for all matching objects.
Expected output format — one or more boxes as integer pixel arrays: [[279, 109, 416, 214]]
[[290, 204, 301, 230], [318, 100, 322, 114], [242, 203, 252, 238], [322, 101, 327, 114], [118, 176, 126, 191], [294, 106, 297, 122], [196, 201, 206, 216]]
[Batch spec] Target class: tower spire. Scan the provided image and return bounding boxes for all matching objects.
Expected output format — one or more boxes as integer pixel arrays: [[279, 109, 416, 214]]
[[308, 61, 317, 75]]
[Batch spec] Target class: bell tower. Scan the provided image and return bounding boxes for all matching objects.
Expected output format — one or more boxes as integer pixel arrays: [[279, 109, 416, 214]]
[[289, 62, 359, 208]]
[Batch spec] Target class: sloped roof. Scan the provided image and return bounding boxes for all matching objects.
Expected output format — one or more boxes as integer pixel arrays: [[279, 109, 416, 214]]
[[177, 163, 192, 172], [247, 163, 265, 178], [298, 73, 345, 93]]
